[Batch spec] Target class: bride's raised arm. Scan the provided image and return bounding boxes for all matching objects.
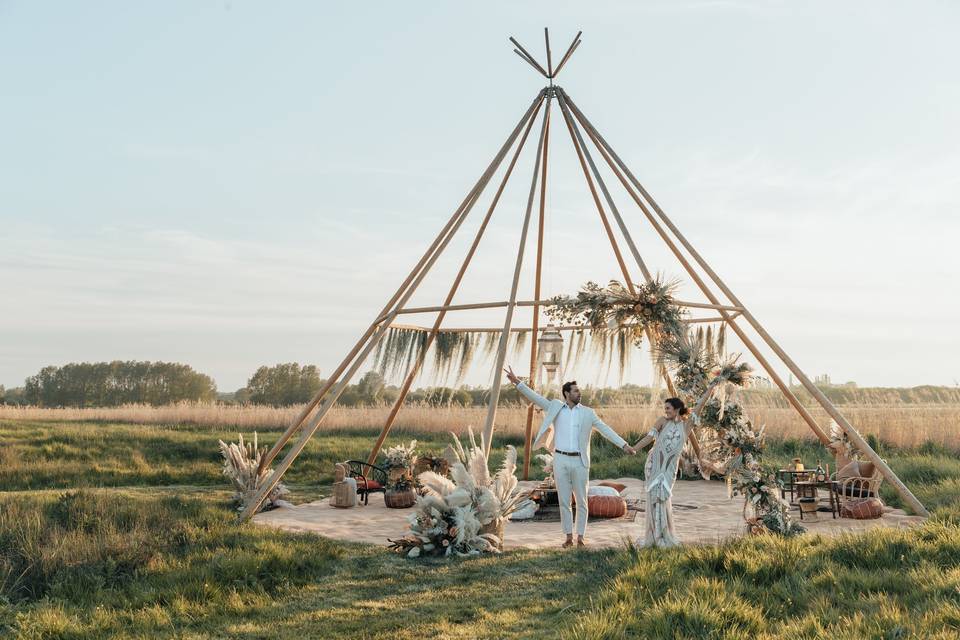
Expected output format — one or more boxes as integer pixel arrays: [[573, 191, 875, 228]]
[[633, 417, 667, 450]]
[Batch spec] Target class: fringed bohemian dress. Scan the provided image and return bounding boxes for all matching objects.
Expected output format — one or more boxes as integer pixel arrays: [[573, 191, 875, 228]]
[[639, 418, 689, 548]]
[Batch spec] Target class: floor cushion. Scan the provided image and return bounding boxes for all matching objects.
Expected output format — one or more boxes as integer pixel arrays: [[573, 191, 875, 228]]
[[842, 497, 884, 519], [588, 495, 627, 518], [588, 485, 621, 498], [597, 481, 627, 494]]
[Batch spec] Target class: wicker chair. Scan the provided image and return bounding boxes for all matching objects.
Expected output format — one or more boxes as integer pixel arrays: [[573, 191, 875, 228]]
[[831, 466, 883, 513], [344, 461, 387, 505]]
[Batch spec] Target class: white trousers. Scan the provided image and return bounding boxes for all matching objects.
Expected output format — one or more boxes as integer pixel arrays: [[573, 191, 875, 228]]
[[554, 452, 590, 536]]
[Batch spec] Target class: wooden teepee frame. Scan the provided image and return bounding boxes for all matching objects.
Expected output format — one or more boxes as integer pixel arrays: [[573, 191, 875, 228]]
[[238, 30, 928, 521]]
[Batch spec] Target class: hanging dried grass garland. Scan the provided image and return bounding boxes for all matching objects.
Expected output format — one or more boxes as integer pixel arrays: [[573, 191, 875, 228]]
[[374, 327, 530, 385]]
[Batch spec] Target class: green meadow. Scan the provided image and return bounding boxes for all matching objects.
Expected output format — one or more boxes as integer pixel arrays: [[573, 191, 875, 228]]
[[2, 419, 959, 639]]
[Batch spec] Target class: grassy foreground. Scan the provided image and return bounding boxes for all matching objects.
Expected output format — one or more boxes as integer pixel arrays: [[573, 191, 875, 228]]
[[2, 419, 959, 638]]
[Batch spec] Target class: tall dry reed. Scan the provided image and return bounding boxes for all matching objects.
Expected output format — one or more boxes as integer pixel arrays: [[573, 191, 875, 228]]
[[2, 402, 957, 449]]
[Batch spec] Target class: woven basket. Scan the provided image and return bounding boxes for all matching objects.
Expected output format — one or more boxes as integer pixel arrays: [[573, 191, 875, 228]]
[[331, 481, 356, 508], [384, 488, 416, 509]]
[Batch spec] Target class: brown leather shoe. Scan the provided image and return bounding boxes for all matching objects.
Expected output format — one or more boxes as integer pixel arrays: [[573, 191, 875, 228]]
[[576, 538, 587, 548], [561, 539, 574, 548]]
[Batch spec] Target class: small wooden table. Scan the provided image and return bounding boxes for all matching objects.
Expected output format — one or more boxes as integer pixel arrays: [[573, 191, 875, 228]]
[[777, 469, 813, 504], [793, 480, 839, 519]]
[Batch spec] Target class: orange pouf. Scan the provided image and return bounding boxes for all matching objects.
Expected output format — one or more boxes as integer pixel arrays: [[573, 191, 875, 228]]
[[842, 497, 883, 519], [588, 495, 627, 518]]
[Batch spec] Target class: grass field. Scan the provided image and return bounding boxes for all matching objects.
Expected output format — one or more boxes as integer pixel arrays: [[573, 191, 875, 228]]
[[2, 418, 959, 638]]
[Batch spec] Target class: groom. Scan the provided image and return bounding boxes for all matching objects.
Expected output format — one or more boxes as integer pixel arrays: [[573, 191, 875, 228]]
[[504, 365, 636, 548]]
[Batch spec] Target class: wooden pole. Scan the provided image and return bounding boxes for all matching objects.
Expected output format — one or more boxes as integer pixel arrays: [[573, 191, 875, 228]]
[[389, 298, 739, 318], [557, 91, 651, 282], [482, 95, 552, 457], [513, 50, 549, 78], [556, 87, 634, 288], [509, 37, 549, 77], [243, 165, 491, 522], [239, 90, 547, 521], [564, 91, 929, 516], [259, 90, 547, 470], [388, 318, 735, 333], [562, 89, 828, 444], [557, 89, 700, 456], [544, 28, 553, 78], [365, 95, 547, 466], [523, 90, 551, 480], [552, 31, 582, 78]]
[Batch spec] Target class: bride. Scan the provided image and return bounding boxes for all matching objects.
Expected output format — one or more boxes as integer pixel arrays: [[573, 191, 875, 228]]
[[632, 397, 693, 548]]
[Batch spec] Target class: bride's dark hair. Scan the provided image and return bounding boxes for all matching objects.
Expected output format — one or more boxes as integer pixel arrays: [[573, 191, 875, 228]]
[[664, 397, 689, 417]]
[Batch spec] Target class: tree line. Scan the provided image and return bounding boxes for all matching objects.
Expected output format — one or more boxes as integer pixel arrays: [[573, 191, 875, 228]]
[[13, 361, 217, 407]]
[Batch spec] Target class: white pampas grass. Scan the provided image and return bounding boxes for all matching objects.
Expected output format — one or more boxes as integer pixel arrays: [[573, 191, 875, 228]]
[[418, 471, 456, 498], [217, 432, 289, 513], [395, 431, 525, 559]]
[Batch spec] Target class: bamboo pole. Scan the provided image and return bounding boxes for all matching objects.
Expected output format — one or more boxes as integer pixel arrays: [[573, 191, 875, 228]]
[[556, 86, 634, 288], [523, 92, 551, 480], [552, 31, 582, 78], [557, 89, 701, 457], [259, 90, 547, 470], [388, 318, 735, 333], [509, 37, 549, 77], [365, 96, 547, 466], [513, 50, 549, 78], [563, 88, 830, 445], [556, 90, 652, 281], [564, 91, 929, 516], [388, 298, 739, 318], [243, 165, 493, 522], [544, 28, 553, 78], [239, 91, 547, 521], [482, 95, 552, 457]]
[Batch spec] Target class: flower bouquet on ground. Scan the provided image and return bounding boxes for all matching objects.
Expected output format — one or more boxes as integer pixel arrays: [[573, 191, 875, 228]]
[[218, 432, 290, 513], [732, 465, 805, 537], [388, 428, 527, 558], [707, 410, 804, 536]]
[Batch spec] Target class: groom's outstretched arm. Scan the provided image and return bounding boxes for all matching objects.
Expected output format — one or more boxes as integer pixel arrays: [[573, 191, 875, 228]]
[[592, 414, 629, 450], [504, 365, 550, 410]]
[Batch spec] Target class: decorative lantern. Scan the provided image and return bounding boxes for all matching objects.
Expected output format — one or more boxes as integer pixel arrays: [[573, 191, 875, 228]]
[[537, 324, 564, 384]]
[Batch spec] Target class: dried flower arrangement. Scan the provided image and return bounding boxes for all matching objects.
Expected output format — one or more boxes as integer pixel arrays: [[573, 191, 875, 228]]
[[388, 429, 526, 558], [218, 432, 290, 512], [383, 440, 418, 492], [544, 278, 684, 373]]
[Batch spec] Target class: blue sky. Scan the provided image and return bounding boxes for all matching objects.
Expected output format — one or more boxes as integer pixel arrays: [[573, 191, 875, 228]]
[[2, 1, 958, 391]]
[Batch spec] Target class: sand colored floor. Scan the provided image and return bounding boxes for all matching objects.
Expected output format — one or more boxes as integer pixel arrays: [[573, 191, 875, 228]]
[[253, 478, 926, 549]]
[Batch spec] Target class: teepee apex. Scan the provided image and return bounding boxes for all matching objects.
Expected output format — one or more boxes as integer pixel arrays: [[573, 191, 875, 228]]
[[510, 29, 582, 81]]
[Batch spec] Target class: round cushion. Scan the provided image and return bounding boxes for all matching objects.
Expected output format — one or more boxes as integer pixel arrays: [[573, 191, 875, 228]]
[[588, 495, 627, 518], [588, 485, 621, 497], [842, 497, 883, 520]]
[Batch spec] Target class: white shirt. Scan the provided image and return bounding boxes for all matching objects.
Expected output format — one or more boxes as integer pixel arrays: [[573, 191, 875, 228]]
[[553, 403, 581, 453]]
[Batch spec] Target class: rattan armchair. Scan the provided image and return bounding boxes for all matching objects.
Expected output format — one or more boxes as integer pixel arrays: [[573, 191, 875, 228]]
[[831, 467, 883, 513], [344, 460, 387, 505]]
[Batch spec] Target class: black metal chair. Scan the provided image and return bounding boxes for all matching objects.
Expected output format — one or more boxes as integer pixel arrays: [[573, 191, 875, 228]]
[[344, 461, 387, 505]]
